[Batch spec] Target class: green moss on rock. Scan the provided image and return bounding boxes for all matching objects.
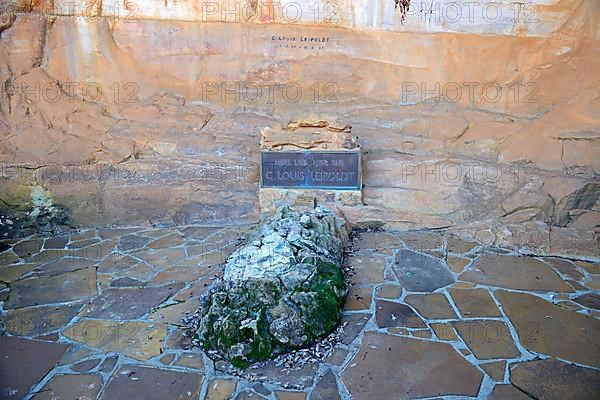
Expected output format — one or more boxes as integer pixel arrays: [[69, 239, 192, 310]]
[[190, 207, 349, 365]]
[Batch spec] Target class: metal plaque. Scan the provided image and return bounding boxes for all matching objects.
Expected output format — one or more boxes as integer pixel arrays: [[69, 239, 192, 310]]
[[260, 151, 361, 190]]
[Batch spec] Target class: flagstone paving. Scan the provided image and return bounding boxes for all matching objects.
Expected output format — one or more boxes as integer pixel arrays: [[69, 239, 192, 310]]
[[0, 226, 599, 399]]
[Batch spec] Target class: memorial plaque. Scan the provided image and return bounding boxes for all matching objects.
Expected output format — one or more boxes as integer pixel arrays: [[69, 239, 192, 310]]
[[260, 151, 361, 190]]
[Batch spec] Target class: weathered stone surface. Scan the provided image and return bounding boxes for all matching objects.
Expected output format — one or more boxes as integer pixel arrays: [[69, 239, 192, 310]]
[[375, 300, 426, 328], [453, 320, 520, 360], [449, 288, 501, 317], [5, 303, 83, 336], [31, 373, 102, 400], [64, 319, 167, 361], [496, 290, 600, 368], [405, 293, 457, 319], [100, 365, 203, 400], [311, 370, 340, 400], [573, 293, 600, 310], [341, 332, 483, 399], [348, 255, 386, 285], [480, 361, 506, 381], [393, 250, 455, 292], [190, 208, 348, 366], [0, 336, 70, 399], [488, 384, 532, 400], [510, 358, 600, 400], [81, 283, 183, 320], [460, 254, 574, 292], [6, 267, 97, 308], [206, 379, 237, 400]]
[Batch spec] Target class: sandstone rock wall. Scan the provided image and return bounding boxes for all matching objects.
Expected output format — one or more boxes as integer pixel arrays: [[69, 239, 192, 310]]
[[0, 0, 598, 258]]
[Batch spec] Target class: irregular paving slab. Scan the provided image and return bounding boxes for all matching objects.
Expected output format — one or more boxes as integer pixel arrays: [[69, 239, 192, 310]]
[[431, 322, 458, 341], [398, 231, 443, 251], [44, 236, 69, 249], [375, 300, 426, 328], [510, 358, 600, 400], [37, 257, 99, 275], [449, 288, 502, 317], [5, 302, 84, 336], [31, 373, 102, 400], [453, 320, 520, 360], [149, 299, 199, 325], [206, 379, 237, 400], [12, 239, 44, 258], [355, 231, 402, 255], [488, 384, 531, 400], [393, 250, 455, 292], [375, 283, 402, 299], [81, 283, 183, 320], [6, 267, 97, 309], [311, 370, 341, 400], [496, 290, 600, 368], [573, 293, 600, 310], [339, 313, 370, 345], [460, 254, 573, 292], [246, 361, 318, 390], [341, 332, 483, 399], [173, 353, 205, 370], [446, 236, 477, 254], [0, 336, 70, 399], [63, 319, 167, 361], [275, 391, 306, 400], [0, 263, 38, 282], [118, 235, 152, 251], [71, 358, 102, 372], [70, 240, 116, 260], [480, 360, 506, 381], [405, 293, 458, 319], [348, 254, 386, 285], [447, 256, 471, 273], [100, 365, 203, 400], [344, 286, 373, 311], [543, 258, 584, 281]]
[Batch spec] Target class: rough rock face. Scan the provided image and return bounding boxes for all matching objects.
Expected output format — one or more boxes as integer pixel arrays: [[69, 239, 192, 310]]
[[189, 207, 348, 367], [0, 1, 599, 259]]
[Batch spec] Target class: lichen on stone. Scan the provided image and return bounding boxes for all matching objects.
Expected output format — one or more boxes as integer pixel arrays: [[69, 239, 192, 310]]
[[187, 207, 349, 367]]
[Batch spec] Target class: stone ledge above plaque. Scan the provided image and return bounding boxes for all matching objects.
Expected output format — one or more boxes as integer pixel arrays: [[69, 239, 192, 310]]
[[259, 121, 362, 217]]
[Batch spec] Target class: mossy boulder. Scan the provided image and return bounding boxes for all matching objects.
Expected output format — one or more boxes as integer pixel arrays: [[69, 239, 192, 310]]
[[191, 207, 349, 367]]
